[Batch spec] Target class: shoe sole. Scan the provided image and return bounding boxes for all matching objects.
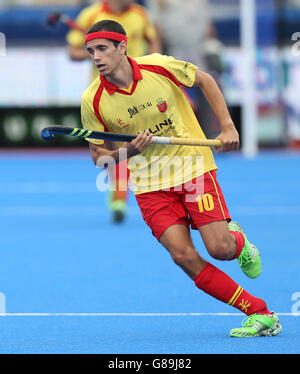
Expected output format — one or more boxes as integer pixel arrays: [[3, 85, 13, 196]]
[[228, 221, 245, 234], [230, 325, 282, 338], [240, 244, 261, 279], [112, 209, 125, 223], [261, 321, 282, 337], [230, 312, 282, 338]]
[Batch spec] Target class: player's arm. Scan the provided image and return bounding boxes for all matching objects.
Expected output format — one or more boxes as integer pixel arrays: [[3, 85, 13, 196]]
[[142, 7, 162, 54], [66, 8, 90, 61], [68, 45, 90, 61], [194, 70, 239, 152], [147, 25, 162, 54], [89, 130, 153, 166]]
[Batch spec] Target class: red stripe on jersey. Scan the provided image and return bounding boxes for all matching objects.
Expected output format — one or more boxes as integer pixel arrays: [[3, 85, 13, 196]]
[[93, 83, 109, 132], [100, 57, 142, 95], [115, 80, 138, 95], [138, 64, 181, 88]]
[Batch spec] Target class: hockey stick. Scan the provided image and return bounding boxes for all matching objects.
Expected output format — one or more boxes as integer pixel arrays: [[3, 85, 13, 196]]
[[46, 12, 86, 33], [41, 126, 222, 147]]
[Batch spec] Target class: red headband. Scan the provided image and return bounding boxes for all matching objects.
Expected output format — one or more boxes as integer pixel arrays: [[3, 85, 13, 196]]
[[84, 31, 128, 44]]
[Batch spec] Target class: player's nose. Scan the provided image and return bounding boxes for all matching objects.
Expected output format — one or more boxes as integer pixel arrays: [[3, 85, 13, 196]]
[[93, 50, 102, 61]]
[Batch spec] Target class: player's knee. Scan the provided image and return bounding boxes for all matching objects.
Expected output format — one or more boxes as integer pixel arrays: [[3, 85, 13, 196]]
[[170, 246, 198, 268], [206, 237, 235, 260]]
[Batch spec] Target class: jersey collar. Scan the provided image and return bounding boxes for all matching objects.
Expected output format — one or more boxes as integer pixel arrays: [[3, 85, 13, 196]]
[[100, 57, 143, 95]]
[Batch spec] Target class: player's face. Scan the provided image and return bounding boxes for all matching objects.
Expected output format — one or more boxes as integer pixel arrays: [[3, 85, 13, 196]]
[[86, 38, 125, 76], [115, 0, 134, 10]]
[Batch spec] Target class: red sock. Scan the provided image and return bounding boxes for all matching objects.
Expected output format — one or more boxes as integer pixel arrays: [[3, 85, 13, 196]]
[[110, 160, 130, 201], [230, 231, 245, 259], [193, 262, 270, 316]]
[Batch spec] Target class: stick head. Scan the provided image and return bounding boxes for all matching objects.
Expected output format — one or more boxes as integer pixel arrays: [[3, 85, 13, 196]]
[[40, 129, 54, 142], [46, 12, 61, 27]]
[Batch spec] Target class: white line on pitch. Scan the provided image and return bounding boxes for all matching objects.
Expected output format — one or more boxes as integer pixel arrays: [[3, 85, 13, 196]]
[[0, 312, 298, 317]]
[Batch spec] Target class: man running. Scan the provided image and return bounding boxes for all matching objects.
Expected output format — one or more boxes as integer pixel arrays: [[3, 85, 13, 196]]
[[80, 19, 282, 337]]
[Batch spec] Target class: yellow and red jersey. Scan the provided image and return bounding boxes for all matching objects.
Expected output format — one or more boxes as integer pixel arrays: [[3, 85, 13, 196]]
[[66, 1, 158, 81], [81, 53, 217, 194]]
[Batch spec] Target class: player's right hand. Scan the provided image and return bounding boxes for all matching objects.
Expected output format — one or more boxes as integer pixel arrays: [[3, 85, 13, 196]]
[[215, 123, 240, 153], [126, 130, 153, 157]]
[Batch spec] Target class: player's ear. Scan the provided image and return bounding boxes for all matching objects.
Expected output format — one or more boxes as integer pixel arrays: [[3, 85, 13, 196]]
[[118, 40, 127, 55]]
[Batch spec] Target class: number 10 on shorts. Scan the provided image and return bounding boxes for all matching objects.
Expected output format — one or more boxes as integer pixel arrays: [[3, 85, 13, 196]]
[[196, 193, 215, 212]]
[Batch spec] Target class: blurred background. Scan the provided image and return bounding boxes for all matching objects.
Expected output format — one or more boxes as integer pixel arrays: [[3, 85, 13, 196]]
[[0, 0, 300, 151]]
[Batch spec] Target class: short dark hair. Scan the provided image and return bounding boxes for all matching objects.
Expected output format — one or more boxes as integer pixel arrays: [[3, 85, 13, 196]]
[[86, 20, 127, 48]]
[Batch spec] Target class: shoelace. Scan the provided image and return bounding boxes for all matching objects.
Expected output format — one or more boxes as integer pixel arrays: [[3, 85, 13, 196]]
[[241, 315, 266, 333], [241, 314, 257, 327], [238, 250, 252, 266]]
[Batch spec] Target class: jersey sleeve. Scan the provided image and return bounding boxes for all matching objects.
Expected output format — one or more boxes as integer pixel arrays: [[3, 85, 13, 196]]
[[159, 55, 198, 88], [81, 90, 105, 145], [138, 53, 198, 87]]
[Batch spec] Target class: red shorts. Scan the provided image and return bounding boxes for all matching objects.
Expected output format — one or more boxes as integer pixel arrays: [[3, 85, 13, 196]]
[[135, 170, 231, 240]]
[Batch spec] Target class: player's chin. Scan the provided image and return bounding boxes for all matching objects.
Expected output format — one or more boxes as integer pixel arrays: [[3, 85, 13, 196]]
[[96, 64, 108, 74]]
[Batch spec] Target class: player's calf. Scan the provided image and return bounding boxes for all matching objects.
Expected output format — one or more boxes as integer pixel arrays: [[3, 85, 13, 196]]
[[170, 246, 207, 279]]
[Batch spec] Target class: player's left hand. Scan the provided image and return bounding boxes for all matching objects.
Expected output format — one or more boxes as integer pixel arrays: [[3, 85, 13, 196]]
[[215, 123, 240, 152], [126, 129, 153, 157]]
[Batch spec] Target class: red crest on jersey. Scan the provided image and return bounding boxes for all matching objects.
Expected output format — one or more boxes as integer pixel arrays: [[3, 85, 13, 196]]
[[157, 99, 167, 113]]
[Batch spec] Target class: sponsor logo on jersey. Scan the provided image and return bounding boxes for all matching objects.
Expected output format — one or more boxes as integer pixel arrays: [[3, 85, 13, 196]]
[[127, 102, 153, 118], [183, 62, 190, 78], [117, 118, 129, 129], [149, 117, 174, 134]]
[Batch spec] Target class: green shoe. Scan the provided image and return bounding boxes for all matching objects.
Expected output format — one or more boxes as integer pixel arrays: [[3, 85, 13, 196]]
[[109, 199, 126, 223], [107, 190, 127, 223], [230, 312, 282, 337], [228, 221, 261, 279]]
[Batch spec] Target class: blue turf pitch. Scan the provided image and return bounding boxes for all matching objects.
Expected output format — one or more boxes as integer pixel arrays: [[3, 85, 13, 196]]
[[0, 149, 299, 354]]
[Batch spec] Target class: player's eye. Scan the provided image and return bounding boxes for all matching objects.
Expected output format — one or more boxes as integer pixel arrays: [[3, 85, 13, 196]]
[[97, 46, 107, 51]]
